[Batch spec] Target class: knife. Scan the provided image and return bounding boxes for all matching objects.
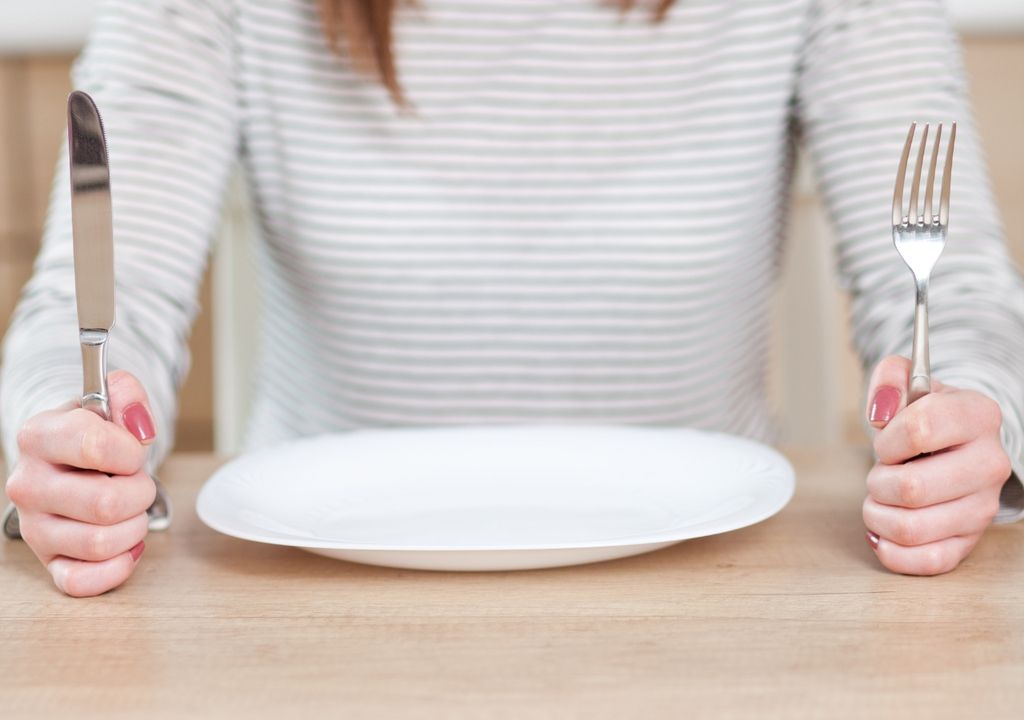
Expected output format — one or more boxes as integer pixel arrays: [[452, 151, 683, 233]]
[[3, 91, 171, 539], [69, 90, 117, 420]]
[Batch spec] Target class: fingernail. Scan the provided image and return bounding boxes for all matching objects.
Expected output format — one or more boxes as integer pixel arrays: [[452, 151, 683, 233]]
[[129, 541, 145, 562], [865, 531, 880, 550], [869, 386, 900, 424], [122, 403, 155, 443]]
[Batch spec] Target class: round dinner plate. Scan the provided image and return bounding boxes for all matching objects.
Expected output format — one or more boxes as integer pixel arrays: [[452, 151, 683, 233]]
[[196, 426, 795, 571]]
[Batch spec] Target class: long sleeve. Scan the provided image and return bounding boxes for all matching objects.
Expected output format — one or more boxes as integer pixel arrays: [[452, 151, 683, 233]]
[[796, 0, 1024, 521], [0, 0, 239, 471]]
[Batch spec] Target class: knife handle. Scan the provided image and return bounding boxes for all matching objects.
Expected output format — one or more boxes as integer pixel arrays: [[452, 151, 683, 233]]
[[80, 329, 111, 421], [79, 329, 174, 530]]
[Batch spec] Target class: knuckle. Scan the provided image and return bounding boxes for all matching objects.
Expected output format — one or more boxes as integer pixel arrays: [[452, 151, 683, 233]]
[[126, 446, 147, 475], [15, 420, 39, 455], [127, 508, 147, 530], [981, 396, 1003, 430], [133, 519, 150, 547], [107, 369, 138, 394], [861, 495, 873, 520], [60, 567, 91, 598], [875, 355, 906, 378], [91, 489, 122, 525], [141, 475, 157, 509], [107, 369, 131, 386], [981, 492, 1002, 523], [18, 517, 39, 548], [905, 409, 932, 454], [891, 513, 921, 546], [989, 451, 1012, 483], [895, 467, 925, 508], [865, 465, 885, 500], [919, 546, 953, 576], [985, 498, 1001, 523], [4, 467, 29, 506], [80, 427, 110, 470], [86, 527, 111, 560], [879, 550, 903, 574]]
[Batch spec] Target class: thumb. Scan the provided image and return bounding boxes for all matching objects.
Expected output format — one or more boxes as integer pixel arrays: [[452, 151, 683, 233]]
[[866, 355, 910, 429], [106, 370, 157, 445]]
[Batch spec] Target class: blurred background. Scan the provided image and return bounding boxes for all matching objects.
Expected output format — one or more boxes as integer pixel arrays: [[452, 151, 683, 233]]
[[0, 1, 1021, 458]]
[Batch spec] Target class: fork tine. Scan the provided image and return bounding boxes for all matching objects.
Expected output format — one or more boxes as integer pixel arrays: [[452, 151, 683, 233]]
[[939, 122, 957, 227], [908, 123, 929, 224], [893, 123, 916, 226], [923, 124, 942, 223]]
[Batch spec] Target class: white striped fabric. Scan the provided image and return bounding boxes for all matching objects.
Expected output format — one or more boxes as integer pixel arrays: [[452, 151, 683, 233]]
[[2, 0, 1022, 520]]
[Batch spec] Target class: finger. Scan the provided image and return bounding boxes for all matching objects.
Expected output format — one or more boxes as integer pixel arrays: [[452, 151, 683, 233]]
[[10, 466, 157, 525], [47, 543, 145, 597], [107, 370, 157, 445], [25, 511, 149, 563], [867, 532, 981, 576], [16, 407, 147, 476], [862, 487, 1000, 547], [873, 389, 1003, 464], [866, 437, 1013, 508], [865, 355, 910, 428]]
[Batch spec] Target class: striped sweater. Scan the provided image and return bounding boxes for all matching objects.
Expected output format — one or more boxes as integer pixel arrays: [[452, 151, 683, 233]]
[[2, 0, 1023, 519]]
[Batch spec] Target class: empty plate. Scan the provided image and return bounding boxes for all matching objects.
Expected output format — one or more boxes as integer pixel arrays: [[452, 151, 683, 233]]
[[196, 426, 795, 571]]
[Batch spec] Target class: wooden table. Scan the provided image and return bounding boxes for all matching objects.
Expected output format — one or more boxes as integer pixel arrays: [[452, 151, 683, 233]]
[[1, 449, 1022, 719]]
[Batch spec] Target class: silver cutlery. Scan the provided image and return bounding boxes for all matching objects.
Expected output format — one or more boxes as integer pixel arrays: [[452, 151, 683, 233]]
[[891, 121, 956, 405], [3, 91, 171, 539]]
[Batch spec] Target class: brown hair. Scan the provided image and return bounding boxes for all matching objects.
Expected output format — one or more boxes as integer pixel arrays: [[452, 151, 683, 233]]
[[318, 0, 677, 106]]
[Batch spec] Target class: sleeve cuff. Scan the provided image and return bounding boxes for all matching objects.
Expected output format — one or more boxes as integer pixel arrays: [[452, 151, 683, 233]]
[[996, 471, 1024, 524], [995, 422, 1024, 524]]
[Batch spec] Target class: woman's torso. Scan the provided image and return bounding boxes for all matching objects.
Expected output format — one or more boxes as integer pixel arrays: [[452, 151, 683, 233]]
[[237, 0, 809, 448]]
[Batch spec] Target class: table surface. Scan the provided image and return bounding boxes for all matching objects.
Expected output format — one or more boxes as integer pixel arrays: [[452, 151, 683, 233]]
[[1, 448, 1022, 719]]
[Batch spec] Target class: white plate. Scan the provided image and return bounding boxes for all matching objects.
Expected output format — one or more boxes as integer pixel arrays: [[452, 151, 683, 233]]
[[197, 426, 795, 571]]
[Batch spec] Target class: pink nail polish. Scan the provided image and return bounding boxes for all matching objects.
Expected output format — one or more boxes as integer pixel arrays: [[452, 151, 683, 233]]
[[123, 403, 155, 443], [865, 531, 880, 550], [129, 541, 145, 562], [869, 387, 900, 424]]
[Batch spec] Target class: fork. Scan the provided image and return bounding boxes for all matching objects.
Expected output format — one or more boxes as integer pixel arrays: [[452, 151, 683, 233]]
[[892, 121, 956, 405]]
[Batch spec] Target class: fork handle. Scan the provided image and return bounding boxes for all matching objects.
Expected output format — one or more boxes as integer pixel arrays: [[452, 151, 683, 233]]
[[908, 282, 931, 405]]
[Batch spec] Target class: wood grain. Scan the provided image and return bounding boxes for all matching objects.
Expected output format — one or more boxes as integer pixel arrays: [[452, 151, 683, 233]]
[[0, 449, 1021, 719]]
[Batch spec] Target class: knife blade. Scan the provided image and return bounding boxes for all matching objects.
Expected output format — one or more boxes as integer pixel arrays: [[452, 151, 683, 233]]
[[69, 90, 115, 419]]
